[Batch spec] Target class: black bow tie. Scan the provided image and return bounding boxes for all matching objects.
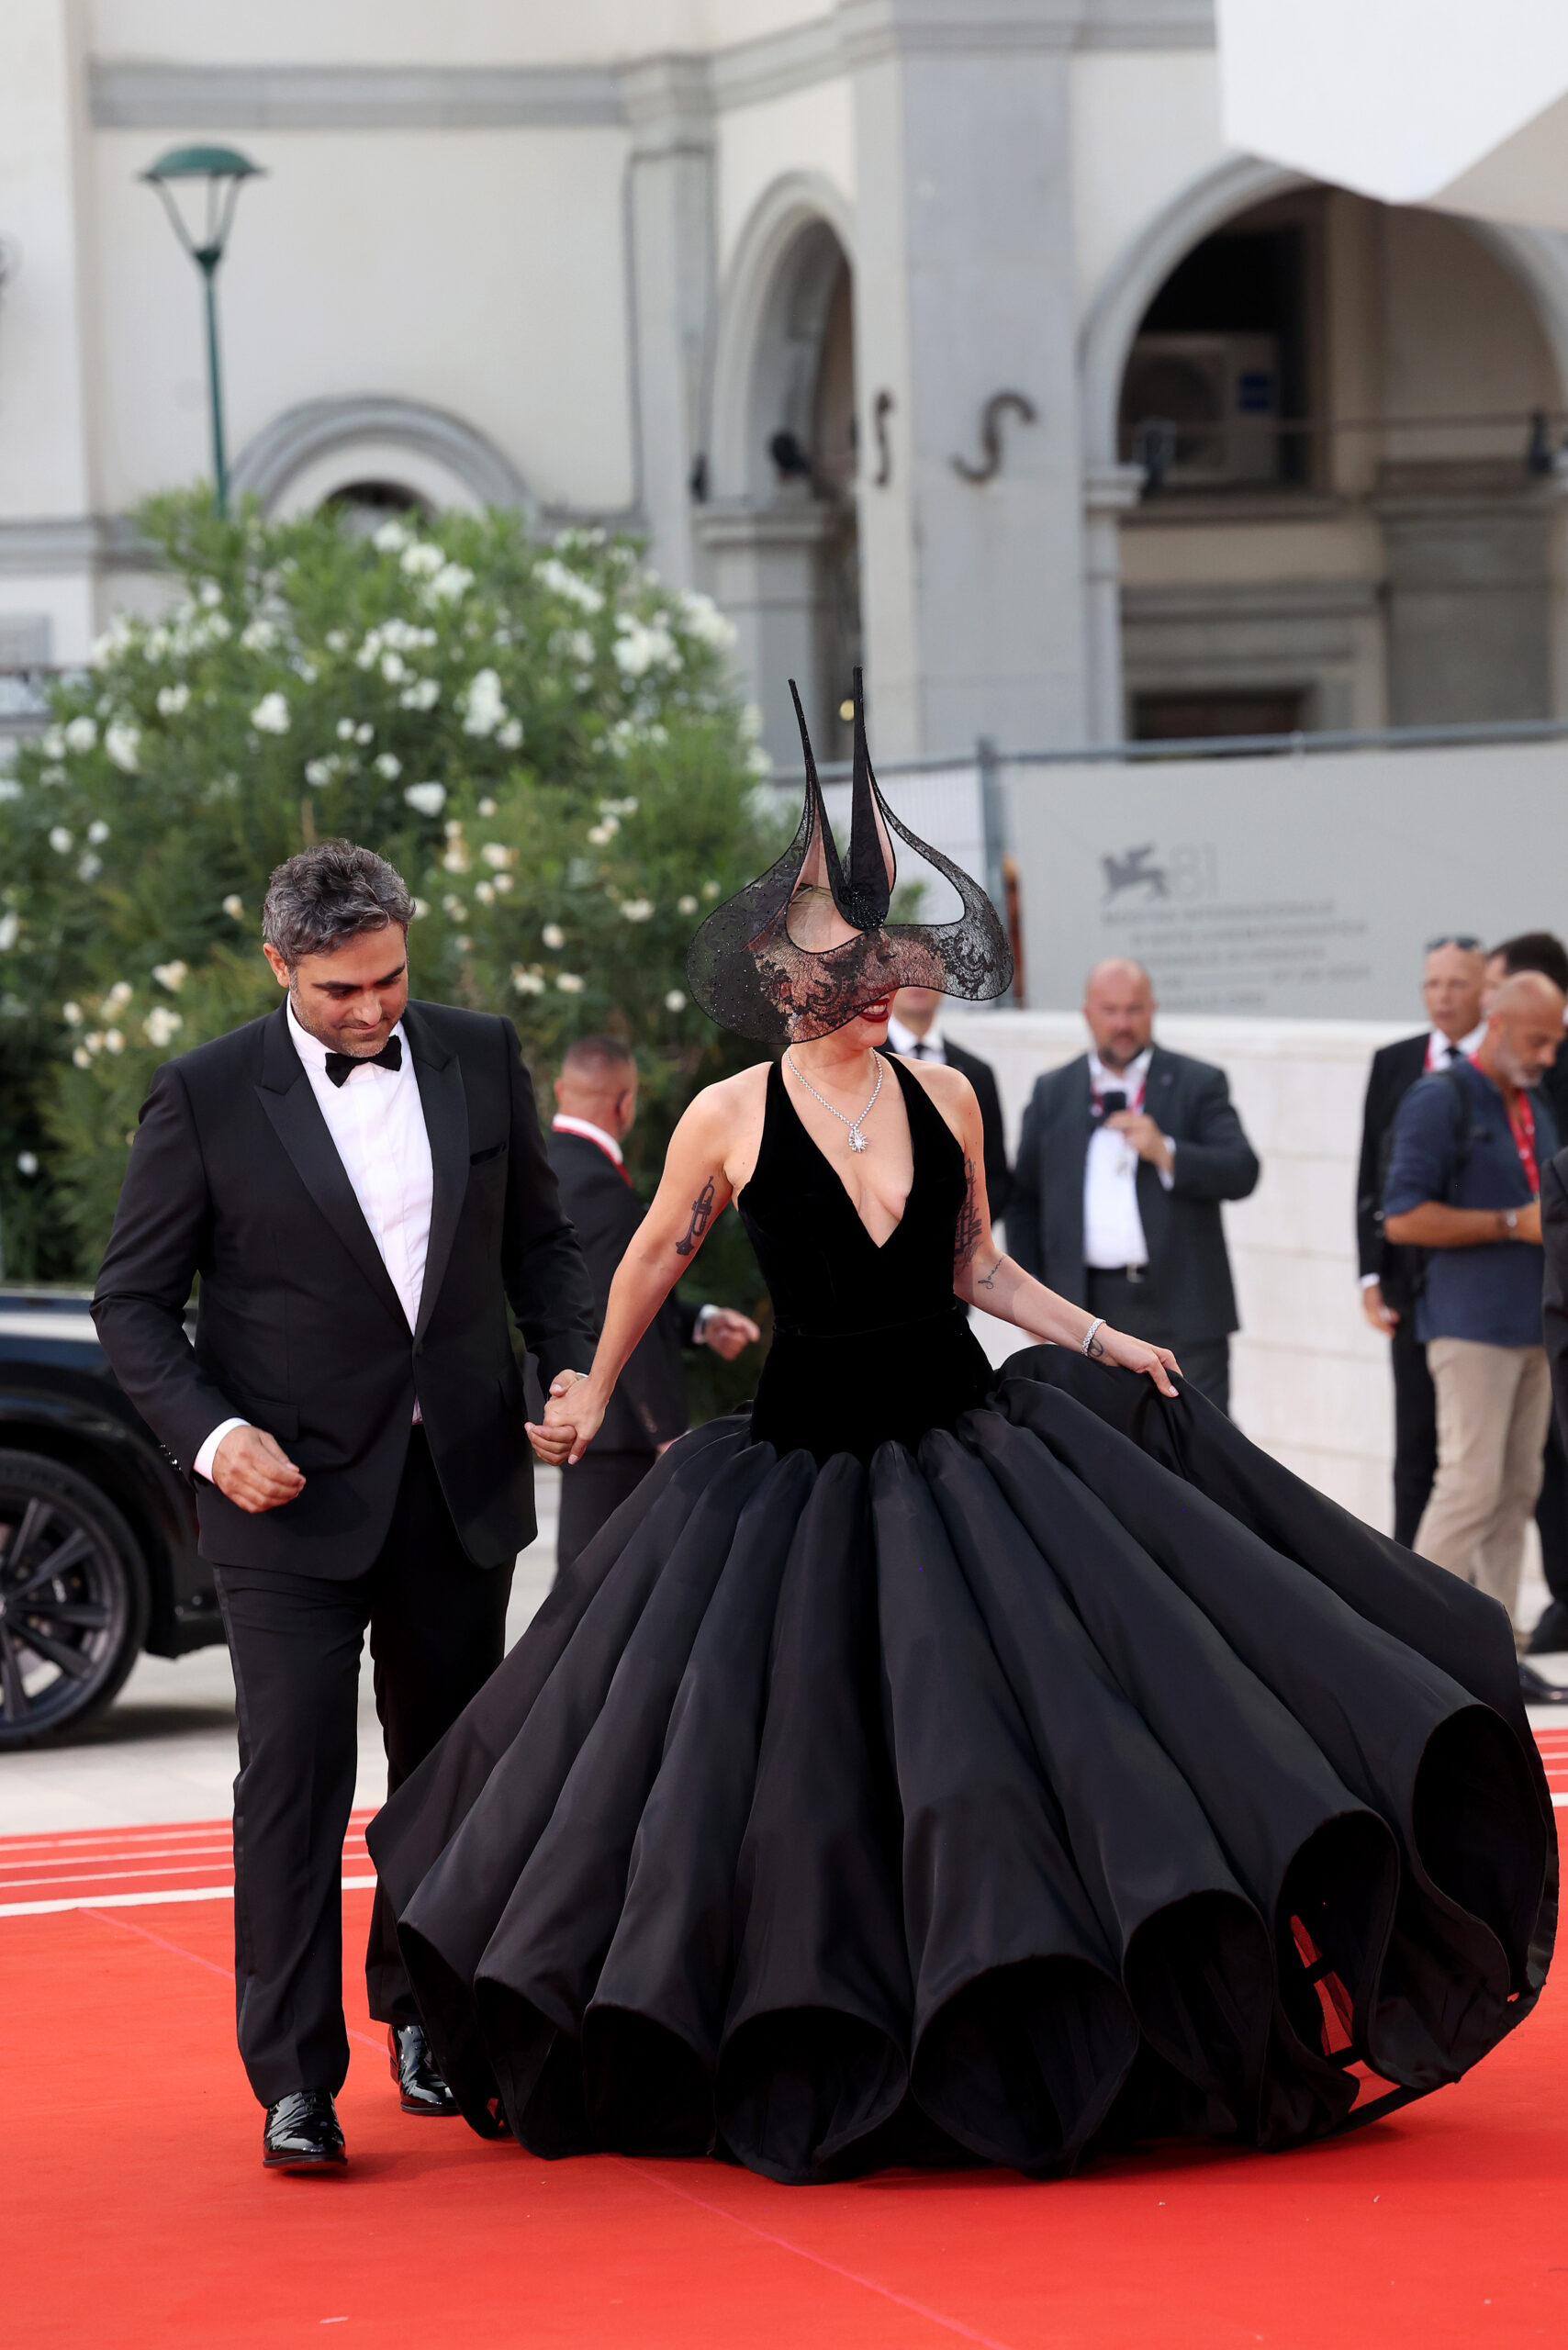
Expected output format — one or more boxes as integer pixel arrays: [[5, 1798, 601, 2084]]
[[323, 1035, 402, 1088]]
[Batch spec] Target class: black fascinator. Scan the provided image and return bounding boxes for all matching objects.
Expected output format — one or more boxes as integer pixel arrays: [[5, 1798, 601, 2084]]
[[686, 667, 1013, 1043]]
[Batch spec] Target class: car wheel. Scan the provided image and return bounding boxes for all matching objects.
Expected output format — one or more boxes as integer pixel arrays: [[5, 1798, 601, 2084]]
[[0, 1449, 150, 1749]]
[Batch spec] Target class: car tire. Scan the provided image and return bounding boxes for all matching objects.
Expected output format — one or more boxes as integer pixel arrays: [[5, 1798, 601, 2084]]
[[0, 1449, 151, 1749]]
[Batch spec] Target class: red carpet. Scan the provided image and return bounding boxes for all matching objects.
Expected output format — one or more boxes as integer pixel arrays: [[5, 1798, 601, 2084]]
[[6, 1760, 1568, 2350]]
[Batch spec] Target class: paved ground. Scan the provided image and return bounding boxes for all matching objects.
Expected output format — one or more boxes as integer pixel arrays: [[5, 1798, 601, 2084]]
[[0, 1472, 564, 1838]]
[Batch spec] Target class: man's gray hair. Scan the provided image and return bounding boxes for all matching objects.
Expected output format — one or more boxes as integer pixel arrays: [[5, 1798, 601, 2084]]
[[262, 841, 414, 968]]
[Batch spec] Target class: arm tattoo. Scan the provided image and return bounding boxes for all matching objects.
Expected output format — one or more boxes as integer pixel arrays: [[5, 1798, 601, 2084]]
[[674, 1176, 716, 1259], [954, 1157, 984, 1273], [1085, 1328, 1107, 1361], [978, 1259, 1001, 1292]]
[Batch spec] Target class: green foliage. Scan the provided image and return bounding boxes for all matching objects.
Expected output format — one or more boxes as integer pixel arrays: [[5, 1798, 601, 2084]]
[[0, 491, 780, 1406]]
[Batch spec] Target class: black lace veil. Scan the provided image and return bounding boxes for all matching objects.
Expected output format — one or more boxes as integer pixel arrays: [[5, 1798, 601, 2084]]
[[686, 668, 1014, 1042]]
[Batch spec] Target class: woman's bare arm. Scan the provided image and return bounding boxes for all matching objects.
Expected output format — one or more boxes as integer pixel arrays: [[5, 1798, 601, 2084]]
[[525, 1080, 745, 1465]]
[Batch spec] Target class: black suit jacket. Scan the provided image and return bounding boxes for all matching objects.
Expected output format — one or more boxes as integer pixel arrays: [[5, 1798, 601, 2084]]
[[1355, 1031, 1431, 1312], [1540, 1151, 1568, 1449], [547, 1128, 694, 1459], [940, 1039, 1013, 1222], [91, 999, 598, 1578], [1009, 1044, 1260, 1340]]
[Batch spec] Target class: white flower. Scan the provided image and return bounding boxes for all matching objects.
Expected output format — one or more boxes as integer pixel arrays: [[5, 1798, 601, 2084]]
[[197, 579, 224, 609], [335, 717, 357, 741], [613, 616, 678, 678], [143, 1006, 184, 1047], [102, 981, 133, 1013], [41, 728, 65, 760], [62, 1001, 82, 1026], [157, 683, 190, 717], [542, 923, 566, 950], [664, 990, 687, 1012], [619, 898, 654, 922], [586, 820, 618, 846], [475, 881, 495, 905], [375, 753, 403, 779], [151, 961, 187, 992], [380, 651, 407, 684], [203, 611, 232, 643], [454, 934, 474, 953], [678, 589, 737, 651], [372, 519, 412, 554], [398, 678, 441, 711], [492, 871, 512, 893], [240, 618, 278, 653], [0, 912, 17, 951], [678, 894, 699, 915], [564, 630, 595, 666], [428, 562, 474, 602], [34, 770, 61, 790], [325, 629, 349, 653], [478, 797, 498, 817], [511, 968, 546, 996], [555, 971, 586, 994], [441, 845, 470, 874], [304, 757, 338, 789], [356, 722, 374, 745], [479, 843, 515, 869], [86, 820, 110, 845], [443, 819, 465, 839], [63, 716, 97, 753], [72, 1045, 92, 1069], [16, 1151, 38, 1177], [77, 852, 103, 880], [460, 668, 507, 738], [104, 1028, 125, 1055], [48, 826, 73, 854], [534, 557, 604, 614], [222, 893, 245, 919], [410, 897, 430, 919], [104, 721, 141, 773], [251, 692, 290, 734], [700, 878, 721, 899], [399, 542, 446, 578], [601, 796, 639, 817], [497, 718, 523, 750], [740, 702, 765, 744], [746, 744, 773, 778], [442, 894, 466, 919]]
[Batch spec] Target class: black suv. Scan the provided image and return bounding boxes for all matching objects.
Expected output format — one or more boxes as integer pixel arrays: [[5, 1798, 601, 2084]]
[[0, 1286, 220, 1746]]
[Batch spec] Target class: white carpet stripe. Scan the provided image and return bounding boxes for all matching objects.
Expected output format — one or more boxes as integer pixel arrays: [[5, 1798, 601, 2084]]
[[0, 1874, 377, 1919]]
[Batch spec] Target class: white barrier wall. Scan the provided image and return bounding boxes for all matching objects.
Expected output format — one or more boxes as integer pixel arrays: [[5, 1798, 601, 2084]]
[[942, 1006, 1409, 1531]]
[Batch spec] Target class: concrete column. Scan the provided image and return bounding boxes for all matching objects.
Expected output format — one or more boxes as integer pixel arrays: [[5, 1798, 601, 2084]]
[[694, 497, 840, 755], [845, 0, 1090, 761], [621, 56, 715, 592], [1082, 463, 1146, 744]]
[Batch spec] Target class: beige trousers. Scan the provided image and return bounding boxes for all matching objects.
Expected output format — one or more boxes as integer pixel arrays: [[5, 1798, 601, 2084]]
[[1415, 1337, 1553, 1621]]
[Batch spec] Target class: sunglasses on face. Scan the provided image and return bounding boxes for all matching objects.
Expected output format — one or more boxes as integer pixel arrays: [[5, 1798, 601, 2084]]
[[1425, 935, 1483, 954]]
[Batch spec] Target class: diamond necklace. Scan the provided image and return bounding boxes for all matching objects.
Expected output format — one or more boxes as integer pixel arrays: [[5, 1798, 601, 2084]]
[[785, 1047, 884, 1154]]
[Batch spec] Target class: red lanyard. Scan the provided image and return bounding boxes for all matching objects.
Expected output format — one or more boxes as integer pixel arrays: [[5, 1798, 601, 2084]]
[[1506, 1089, 1540, 1198]]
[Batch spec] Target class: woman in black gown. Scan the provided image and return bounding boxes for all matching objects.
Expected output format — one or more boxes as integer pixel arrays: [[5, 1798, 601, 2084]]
[[367, 677, 1554, 2185]]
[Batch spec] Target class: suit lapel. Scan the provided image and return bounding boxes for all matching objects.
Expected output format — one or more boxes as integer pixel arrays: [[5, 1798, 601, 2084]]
[[404, 1002, 469, 1344], [255, 1003, 406, 1326]]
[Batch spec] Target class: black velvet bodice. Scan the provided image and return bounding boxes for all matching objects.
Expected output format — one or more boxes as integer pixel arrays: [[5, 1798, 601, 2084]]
[[736, 1055, 993, 1464]]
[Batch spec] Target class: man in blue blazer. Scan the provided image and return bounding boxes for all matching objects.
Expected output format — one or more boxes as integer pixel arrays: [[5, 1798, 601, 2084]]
[[1009, 959, 1260, 1413]]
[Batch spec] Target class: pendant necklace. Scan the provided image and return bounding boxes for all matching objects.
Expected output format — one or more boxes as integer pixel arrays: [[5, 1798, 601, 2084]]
[[786, 1047, 883, 1153]]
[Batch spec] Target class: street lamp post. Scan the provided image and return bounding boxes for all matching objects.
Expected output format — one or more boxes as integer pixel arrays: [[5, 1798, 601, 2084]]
[[140, 146, 263, 515]]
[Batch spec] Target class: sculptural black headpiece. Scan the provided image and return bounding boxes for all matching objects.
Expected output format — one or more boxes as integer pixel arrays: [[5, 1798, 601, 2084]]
[[685, 667, 1014, 1043]]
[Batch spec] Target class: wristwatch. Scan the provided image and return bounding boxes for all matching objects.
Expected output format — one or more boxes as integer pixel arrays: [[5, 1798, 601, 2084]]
[[1500, 1208, 1519, 1238]]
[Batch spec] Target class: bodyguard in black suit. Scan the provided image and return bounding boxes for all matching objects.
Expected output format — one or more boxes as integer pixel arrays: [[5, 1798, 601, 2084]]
[[1354, 937, 1486, 1547], [548, 1035, 758, 1572], [92, 845, 597, 2170], [1009, 959, 1258, 1412], [888, 988, 1011, 1220]]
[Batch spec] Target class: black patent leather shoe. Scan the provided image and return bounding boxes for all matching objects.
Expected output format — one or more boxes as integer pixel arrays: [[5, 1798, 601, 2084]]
[[389, 2020, 460, 2116], [263, 2089, 346, 2170]]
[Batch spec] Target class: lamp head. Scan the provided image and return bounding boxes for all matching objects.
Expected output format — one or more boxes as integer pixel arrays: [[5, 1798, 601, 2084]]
[[140, 145, 263, 268]]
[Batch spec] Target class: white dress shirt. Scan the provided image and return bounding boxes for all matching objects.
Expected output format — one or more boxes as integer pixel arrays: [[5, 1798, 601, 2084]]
[[1082, 1048, 1175, 1271], [194, 1002, 435, 1481], [1359, 1022, 1485, 1290], [887, 1014, 946, 1065]]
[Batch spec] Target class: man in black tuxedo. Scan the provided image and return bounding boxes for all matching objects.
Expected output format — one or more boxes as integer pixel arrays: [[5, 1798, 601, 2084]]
[[1355, 935, 1486, 1547], [92, 843, 597, 2172], [1009, 958, 1259, 1413], [888, 986, 1012, 1222], [547, 1035, 758, 1572]]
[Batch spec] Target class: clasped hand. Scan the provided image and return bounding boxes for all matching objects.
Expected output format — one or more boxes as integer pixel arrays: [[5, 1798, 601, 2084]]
[[526, 1370, 604, 1467]]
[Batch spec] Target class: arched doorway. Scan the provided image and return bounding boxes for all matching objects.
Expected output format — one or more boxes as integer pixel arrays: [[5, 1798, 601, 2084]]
[[1091, 176, 1568, 740], [701, 185, 859, 767]]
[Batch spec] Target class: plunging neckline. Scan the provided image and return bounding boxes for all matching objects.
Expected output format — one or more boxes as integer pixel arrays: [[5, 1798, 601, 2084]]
[[772, 1052, 919, 1253]]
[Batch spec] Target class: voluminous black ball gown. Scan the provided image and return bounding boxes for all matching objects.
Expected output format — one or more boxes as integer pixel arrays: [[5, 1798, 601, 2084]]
[[367, 1058, 1555, 2183]]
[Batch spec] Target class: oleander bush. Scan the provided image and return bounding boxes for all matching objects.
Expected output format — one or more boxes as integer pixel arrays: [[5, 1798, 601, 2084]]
[[0, 490, 781, 1410]]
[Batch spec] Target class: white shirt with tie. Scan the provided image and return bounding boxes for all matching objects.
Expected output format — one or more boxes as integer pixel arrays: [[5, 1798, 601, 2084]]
[[887, 1014, 947, 1065], [1082, 1047, 1176, 1272], [193, 1001, 435, 1480]]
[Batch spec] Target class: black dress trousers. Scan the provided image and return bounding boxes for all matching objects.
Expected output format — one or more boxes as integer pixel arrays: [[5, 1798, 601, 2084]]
[[1084, 1269, 1230, 1416], [1389, 1311, 1439, 1550], [214, 1427, 512, 2107]]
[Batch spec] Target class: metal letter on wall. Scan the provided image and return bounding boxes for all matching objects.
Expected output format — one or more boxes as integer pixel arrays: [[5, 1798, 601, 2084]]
[[952, 391, 1036, 484]]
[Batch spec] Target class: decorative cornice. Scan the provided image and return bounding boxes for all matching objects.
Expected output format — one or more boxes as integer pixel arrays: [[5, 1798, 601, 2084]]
[[87, 5, 1214, 131], [0, 514, 154, 576]]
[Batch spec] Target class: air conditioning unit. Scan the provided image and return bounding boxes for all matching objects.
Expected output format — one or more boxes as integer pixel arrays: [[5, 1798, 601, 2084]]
[[1120, 333, 1281, 487]]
